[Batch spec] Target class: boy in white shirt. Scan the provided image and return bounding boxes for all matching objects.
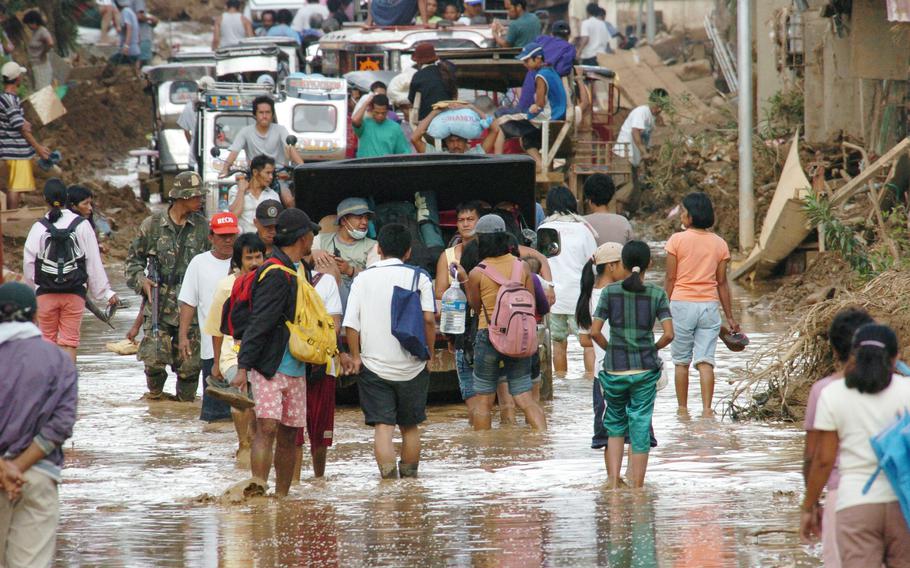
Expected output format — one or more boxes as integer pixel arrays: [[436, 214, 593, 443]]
[[343, 224, 436, 479]]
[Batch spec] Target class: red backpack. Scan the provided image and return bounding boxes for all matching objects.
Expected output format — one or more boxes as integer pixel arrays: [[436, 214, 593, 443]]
[[220, 259, 287, 338], [478, 259, 537, 358]]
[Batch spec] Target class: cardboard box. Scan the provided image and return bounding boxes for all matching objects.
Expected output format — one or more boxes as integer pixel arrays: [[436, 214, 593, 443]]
[[24, 86, 66, 127]]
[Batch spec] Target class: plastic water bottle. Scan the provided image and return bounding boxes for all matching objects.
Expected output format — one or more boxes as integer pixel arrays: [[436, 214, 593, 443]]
[[440, 277, 467, 335]]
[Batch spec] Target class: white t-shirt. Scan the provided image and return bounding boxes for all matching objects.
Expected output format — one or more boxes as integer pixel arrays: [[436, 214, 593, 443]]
[[292, 3, 330, 31], [590, 286, 607, 368], [342, 258, 435, 381], [227, 186, 280, 233], [580, 16, 609, 60], [615, 105, 655, 166], [538, 220, 598, 315], [313, 271, 343, 375], [814, 376, 910, 511], [177, 252, 233, 360]]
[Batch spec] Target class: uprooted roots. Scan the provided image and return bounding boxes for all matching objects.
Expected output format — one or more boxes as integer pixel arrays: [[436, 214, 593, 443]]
[[728, 271, 910, 421]]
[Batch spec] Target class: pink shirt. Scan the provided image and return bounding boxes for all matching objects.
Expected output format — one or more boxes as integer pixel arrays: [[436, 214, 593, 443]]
[[665, 229, 730, 302], [804, 373, 841, 489]]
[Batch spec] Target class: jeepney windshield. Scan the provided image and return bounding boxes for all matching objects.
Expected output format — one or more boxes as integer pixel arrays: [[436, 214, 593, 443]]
[[292, 104, 337, 133], [170, 80, 197, 104], [214, 115, 256, 148]]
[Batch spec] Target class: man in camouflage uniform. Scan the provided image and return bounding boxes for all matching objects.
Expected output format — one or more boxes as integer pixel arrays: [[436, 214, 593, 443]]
[[125, 171, 211, 401]]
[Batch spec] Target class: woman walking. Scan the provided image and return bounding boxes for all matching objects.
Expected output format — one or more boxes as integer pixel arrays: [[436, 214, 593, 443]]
[[664, 192, 737, 415], [538, 186, 597, 378], [23, 179, 118, 361], [801, 324, 910, 567], [589, 241, 673, 488]]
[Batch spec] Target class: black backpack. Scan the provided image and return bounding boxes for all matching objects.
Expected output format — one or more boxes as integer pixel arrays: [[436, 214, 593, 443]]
[[35, 217, 88, 292]]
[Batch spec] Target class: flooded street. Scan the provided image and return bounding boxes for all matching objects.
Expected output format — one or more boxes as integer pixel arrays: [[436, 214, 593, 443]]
[[56, 252, 818, 567]]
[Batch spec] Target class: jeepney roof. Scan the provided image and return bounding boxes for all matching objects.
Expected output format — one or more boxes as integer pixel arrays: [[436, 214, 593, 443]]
[[142, 62, 216, 85], [201, 82, 278, 112], [285, 74, 347, 97], [168, 48, 215, 64], [343, 70, 399, 93], [319, 25, 495, 51], [215, 45, 286, 60], [239, 36, 301, 49]]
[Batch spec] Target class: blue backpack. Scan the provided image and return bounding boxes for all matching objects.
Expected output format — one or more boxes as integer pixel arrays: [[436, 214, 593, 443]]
[[390, 266, 431, 361], [862, 410, 910, 523]]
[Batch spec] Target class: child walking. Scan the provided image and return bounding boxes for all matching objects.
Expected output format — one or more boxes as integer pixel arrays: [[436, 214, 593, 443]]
[[589, 241, 673, 488]]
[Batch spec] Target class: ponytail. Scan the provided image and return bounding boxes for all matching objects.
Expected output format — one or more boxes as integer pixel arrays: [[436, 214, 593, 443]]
[[620, 240, 650, 293], [43, 178, 68, 224], [575, 258, 596, 329], [845, 324, 898, 394]]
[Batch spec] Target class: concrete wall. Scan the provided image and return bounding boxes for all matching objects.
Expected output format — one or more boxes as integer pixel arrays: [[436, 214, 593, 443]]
[[754, 0, 792, 121], [607, 0, 714, 31]]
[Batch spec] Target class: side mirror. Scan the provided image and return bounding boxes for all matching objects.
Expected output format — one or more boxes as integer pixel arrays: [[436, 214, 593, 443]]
[[536, 228, 561, 258], [210, 147, 220, 158], [286, 135, 298, 146]]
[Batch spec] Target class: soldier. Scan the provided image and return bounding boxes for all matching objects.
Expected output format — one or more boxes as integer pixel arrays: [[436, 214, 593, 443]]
[[125, 171, 211, 401]]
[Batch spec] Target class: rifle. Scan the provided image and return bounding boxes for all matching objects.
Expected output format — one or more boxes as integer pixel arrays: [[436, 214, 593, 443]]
[[147, 253, 161, 351]]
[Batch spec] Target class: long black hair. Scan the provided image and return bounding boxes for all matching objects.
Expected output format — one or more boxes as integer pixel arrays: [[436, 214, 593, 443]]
[[845, 324, 898, 394], [43, 178, 68, 223], [477, 232, 513, 260], [620, 240, 650, 293], [575, 259, 606, 329], [545, 185, 577, 215], [231, 233, 266, 271]]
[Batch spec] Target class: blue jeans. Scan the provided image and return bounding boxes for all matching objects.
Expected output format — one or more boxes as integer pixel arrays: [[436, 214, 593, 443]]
[[200, 358, 232, 422], [456, 349, 476, 400], [592, 379, 609, 449], [472, 329, 532, 396], [670, 301, 722, 367]]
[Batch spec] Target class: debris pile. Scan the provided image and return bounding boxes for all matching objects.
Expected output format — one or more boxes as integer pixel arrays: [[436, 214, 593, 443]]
[[730, 270, 910, 422]]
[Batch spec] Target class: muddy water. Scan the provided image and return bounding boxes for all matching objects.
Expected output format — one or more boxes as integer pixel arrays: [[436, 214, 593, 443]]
[[56, 251, 819, 567]]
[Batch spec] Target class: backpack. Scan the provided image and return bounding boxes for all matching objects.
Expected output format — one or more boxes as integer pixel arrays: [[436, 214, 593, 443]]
[[35, 217, 88, 292], [389, 265, 431, 361], [221, 258, 282, 338], [478, 259, 537, 358], [270, 264, 340, 367], [863, 410, 910, 524]]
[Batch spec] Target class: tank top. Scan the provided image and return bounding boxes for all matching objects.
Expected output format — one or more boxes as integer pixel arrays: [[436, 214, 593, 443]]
[[219, 12, 246, 48], [477, 254, 518, 330]]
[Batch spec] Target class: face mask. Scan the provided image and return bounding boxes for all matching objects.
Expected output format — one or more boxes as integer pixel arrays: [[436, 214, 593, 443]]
[[345, 220, 367, 240]]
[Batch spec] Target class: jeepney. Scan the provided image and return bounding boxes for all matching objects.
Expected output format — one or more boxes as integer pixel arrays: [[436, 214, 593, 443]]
[[294, 153, 554, 402], [214, 45, 290, 86], [167, 48, 215, 65], [277, 73, 348, 162], [238, 36, 303, 75], [196, 82, 283, 215], [318, 25, 496, 76], [141, 62, 216, 200]]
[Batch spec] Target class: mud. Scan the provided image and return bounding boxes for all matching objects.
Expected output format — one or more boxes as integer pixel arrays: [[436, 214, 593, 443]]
[[54, 251, 824, 566]]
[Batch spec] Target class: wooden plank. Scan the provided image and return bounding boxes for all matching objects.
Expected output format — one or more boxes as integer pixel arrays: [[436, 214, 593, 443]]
[[831, 137, 910, 207]]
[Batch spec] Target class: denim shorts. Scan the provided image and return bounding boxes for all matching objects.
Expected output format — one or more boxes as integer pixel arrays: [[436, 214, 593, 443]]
[[456, 349, 475, 400], [670, 300, 722, 367], [472, 329, 532, 396]]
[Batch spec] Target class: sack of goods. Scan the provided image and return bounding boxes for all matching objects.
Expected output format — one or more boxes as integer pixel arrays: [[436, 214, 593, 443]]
[[427, 108, 491, 141]]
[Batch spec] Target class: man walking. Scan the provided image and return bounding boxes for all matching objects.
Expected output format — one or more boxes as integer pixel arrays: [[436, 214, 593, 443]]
[[178, 212, 240, 423], [232, 208, 321, 496], [343, 224, 436, 479], [125, 171, 210, 402], [0, 61, 50, 210], [0, 282, 77, 568]]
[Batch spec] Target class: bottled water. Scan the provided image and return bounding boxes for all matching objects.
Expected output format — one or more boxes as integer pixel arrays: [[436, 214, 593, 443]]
[[440, 278, 467, 335]]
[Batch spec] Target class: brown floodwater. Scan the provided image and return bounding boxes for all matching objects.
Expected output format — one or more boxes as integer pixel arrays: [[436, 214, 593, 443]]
[[55, 250, 822, 567]]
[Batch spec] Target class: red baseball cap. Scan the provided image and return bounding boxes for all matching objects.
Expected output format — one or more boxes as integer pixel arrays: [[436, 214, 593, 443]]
[[210, 212, 240, 234]]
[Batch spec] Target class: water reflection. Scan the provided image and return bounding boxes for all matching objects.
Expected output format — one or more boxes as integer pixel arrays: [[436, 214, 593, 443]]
[[55, 269, 818, 567]]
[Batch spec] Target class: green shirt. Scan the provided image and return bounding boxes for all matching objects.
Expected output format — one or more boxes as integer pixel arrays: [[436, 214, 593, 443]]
[[593, 281, 671, 372], [506, 12, 541, 48], [354, 117, 413, 158]]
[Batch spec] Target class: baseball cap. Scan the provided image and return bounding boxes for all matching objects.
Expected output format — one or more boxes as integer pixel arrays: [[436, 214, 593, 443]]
[[335, 197, 373, 223], [255, 199, 283, 226], [210, 211, 240, 234], [551, 20, 570, 37], [276, 208, 319, 241], [516, 42, 544, 61], [1, 61, 26, 81], [474, 214, 506, 234], [0, 282, 37, 323], [592, 242, 622, 265]]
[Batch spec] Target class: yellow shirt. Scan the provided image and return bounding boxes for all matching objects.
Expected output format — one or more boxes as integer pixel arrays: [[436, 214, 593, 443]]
[[203, 273, 239, 371], [477, 254, 520, 330]]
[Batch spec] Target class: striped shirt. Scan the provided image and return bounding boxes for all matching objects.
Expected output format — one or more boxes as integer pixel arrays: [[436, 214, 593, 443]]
[[0, 92, 34, 160]]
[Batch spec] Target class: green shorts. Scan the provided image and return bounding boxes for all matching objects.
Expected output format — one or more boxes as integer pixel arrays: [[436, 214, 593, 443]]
[[549, 313, 578, 342]]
